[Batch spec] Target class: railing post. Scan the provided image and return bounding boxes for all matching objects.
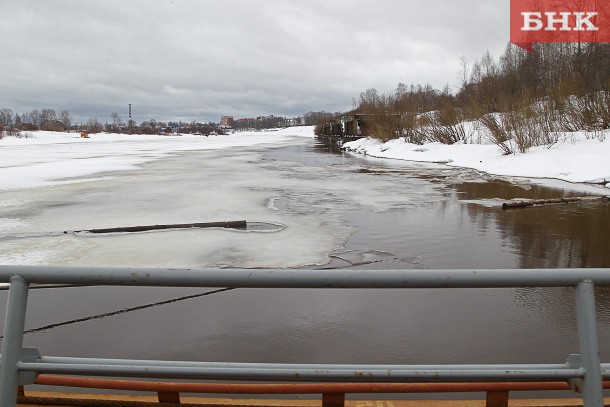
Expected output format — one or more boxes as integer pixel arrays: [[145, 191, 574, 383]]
[[322, 392, 345, 407], [486, 390, 509, 407], [575, 279, 604, 407], [0, 275, 29, 407], [158, 391, 181, 403]]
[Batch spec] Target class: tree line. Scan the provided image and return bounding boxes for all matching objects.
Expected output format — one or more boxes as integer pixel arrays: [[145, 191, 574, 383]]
[[318, 42, 610, 153], [1, 108, 329, 137], [0, 108, 175, 135], [0, 108, 72, 134]]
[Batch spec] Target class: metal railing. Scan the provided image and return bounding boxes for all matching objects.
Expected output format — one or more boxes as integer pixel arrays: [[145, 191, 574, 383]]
[[21, 376, 610, 406], [1, 266, 609, 407]]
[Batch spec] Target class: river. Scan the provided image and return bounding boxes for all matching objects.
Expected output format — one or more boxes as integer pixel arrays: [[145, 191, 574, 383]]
[[1, 135, 609, 399]]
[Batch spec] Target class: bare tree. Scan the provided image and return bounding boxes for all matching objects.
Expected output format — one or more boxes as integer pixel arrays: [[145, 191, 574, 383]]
[[30, 110, 41, 128], [61, 110, 72, 131], [86, 117, 102, 133], [0, 108, 13, 128], [110, 112, 123, 132], [41, 108, 57, 123], [458, 56, 470, 90]]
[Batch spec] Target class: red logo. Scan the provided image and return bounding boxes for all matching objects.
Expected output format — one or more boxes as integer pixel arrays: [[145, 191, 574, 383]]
[[510, 0, 610, 51]]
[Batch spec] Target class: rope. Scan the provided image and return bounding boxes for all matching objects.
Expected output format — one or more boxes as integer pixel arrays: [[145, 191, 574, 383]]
[[0, 288, 234, 339], [0, 261, 346, 337], [0, 258, 355, 338]]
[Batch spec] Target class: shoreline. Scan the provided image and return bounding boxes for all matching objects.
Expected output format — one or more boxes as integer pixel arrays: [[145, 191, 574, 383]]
[[344, 149, 609, 196], [341, 133, 610, 195]]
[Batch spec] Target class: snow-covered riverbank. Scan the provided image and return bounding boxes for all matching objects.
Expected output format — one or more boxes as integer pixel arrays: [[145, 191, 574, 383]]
[[0, 127, 313, 191], [3, 126, 609, 193], [343, 131, 610, 190]]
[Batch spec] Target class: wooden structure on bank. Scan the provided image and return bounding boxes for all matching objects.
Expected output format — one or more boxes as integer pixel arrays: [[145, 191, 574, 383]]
[[317, 114, 367, 144]]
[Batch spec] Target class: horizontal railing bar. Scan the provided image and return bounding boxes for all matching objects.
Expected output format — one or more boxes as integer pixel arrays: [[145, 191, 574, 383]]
[[37, 356, 570, 372], [1, 266, 610, 288], [17, 362, 584, 382], [2, 267, 608, 407], [36, 375, 585, 393]]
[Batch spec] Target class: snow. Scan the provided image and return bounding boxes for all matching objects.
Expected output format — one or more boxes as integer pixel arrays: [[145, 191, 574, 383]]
[[0, 126, 354, 271], [4, 126, 608, 194], [2, 125, 608, 197], [0, 127, 313, 192], [343, 131, 610, 190], [1, 125, 609, 271]]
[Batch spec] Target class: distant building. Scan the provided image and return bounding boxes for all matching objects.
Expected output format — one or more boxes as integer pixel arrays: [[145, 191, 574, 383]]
[[220, 116, 234, 127], [281, 117, 307, 127]]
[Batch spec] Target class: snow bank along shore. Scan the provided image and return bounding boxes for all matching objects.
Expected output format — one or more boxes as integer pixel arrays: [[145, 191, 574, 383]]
[[1, 125, 609, 194], [342, 130, 610, 191]]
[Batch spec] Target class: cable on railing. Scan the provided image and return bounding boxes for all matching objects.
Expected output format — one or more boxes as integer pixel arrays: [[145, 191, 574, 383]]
[[0, 288, 234, 339]]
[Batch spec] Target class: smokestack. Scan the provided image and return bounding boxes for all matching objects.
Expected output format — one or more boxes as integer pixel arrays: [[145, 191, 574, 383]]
[[128, 104, 133, 133]]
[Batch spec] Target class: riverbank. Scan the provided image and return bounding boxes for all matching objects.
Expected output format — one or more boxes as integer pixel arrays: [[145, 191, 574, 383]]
[[0, 127, 313, 192], [342, 131, 610, 190], [5, 126, 609, 193]]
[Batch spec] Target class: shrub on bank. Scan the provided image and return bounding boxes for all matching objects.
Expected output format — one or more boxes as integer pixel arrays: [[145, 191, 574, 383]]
[[334, 43, 610, 152]]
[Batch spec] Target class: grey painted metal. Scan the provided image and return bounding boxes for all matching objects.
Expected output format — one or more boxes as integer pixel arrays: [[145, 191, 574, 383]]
[[1, 266, 610, 288], [600, 363, 610, 378], [0, 266, 609, 407], [37, 356, 570, 371], [16, 362, 584, 382], [575, 280, 604, 407], [17, 348, 41, 385], [0, 276, 29, 407]]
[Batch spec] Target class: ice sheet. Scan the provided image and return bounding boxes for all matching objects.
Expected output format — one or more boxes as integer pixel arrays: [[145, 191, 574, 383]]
[[0, 127, 314, 192], [0, 130, 361, 268]]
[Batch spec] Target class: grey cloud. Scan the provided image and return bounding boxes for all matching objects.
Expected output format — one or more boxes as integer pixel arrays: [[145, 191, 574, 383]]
[[1, 0, 509, 123]]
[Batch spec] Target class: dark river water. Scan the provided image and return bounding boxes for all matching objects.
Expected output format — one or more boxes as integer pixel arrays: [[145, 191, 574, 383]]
[[2, 138, 610, 399]]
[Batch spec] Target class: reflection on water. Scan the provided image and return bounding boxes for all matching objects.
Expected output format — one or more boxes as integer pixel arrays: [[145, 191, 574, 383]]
[[454, 180, 610, 268], [501, 202, 610, 268], [319, 141, 610, 363], [455, 179, 584, 200]]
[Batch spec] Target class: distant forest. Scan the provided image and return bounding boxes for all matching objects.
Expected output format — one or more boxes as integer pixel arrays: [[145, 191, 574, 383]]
[[318, 42, 610, 153]]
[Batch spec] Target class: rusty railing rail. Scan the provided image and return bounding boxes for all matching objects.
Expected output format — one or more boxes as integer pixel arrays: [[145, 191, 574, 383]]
[[26, 375, 610, 406]]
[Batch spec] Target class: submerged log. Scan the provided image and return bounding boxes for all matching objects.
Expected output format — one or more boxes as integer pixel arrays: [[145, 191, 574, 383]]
[[68, 220, 247, 234], [502, 196, 608, 210]]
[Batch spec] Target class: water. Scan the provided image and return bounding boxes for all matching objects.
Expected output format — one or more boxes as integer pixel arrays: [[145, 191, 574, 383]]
[[1, 137, 610, 399]]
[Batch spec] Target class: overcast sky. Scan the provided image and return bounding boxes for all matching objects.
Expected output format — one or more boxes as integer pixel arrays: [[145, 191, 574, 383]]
[[1, 0, 510, 123]]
